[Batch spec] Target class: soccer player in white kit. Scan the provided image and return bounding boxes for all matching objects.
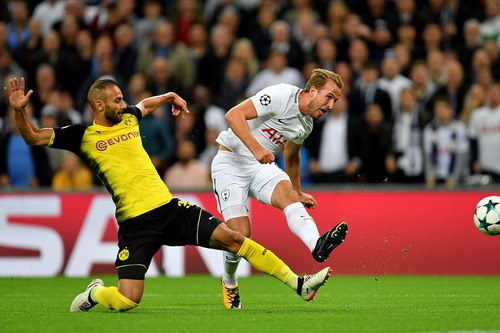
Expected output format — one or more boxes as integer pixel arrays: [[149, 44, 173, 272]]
[[211, 69, 349, 309]]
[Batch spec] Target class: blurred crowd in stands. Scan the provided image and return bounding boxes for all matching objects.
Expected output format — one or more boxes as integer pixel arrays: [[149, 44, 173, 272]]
[[1, 0, 500, 191]]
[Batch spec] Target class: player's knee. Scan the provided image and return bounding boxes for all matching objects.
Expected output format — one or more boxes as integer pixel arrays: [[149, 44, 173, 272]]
[[224, 228, 246, 253], [116, 298, 139, 312]]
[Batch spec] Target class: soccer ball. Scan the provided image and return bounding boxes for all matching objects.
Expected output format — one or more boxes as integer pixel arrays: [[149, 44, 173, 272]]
[[473, 196, 500, 236]]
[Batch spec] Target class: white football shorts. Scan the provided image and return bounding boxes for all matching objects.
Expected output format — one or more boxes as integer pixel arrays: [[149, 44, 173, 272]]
[[211, 150, 290, 219]]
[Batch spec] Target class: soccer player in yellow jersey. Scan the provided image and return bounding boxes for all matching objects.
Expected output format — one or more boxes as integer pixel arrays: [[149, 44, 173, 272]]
[[4, 77, 332, 312]]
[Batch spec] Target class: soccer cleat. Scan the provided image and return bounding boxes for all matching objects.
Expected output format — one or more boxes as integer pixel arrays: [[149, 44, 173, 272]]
[[221, 279, 242, 309], [297, 266, 332, 301], [312, 222, 348, 262], [70, 279, 104, 312]]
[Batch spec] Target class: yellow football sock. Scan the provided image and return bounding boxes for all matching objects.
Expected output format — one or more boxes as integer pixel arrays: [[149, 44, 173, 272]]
[[91, 286, 138, 312], [236, 238, 298, 290]]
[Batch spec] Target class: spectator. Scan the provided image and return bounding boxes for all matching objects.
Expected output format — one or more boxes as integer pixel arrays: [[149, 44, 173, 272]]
[[392, 43, 412, 78], [390, 88, 424, 182], [113, 23, 138, 81], [169, 0, 204, 46], [245, 51, 304, 97], [57, 14, 81, 54], [468, 82, 500, 182], [439, 0, 470, 49], [69, 29, 93, 97], [163, 139, 210, 190], [414, 23, 444, 61], [0, 49, 26, 118], [396, 24, 418, 58], [248, 4, 277, 62], [426, 49, 447, 86], [423, 98, 469, 188], [350, 62, 392, 121], [394, 0, 423, 34], [30, 63, 58, 117], [128, 73, 149, 104], [32, 0, 66, 36], [41, 90, 82, 127], [197, 23, 235, 96], [13, 18, 43, 87], [215, 57, 249, 111], [457, 19, 484, 70], [0, 108, 52, 188], [32, 30, 68, 89], [460, 83, 487, 125], [409, 60, 438, 122], [76, 55, 129, 113], [360, 103, 393, 183], [313, 37, 338, 72], [139, 91, 175, 176], [292, 9, 319, 62], [307, 97, 363, 183], [377, 56, 413, 118], [216, 5, 242, 39], [136, 22, 194, 94], [52, 151, 93, 191], [186, 22, 209, 75], [231, 38, 259, 79], [479, 0, 500, 48], [7, 1, 30, 50], [325, 0, 350, 49], [188, 83, 227, 154], [428, 59, 468, 117], [134, 0, 167, 49], [347, 38, 370, 81]]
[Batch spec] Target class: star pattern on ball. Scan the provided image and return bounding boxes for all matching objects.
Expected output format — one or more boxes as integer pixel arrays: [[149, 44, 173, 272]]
[[477, 216, 489, 229], [484, 199, 499, 213]]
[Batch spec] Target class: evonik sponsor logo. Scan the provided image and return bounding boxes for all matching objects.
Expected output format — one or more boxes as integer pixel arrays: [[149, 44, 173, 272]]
[[96, 131, 140, 151]]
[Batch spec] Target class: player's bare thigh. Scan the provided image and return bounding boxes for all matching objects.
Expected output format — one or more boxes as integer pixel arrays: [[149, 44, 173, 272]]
[[270, 180, 300, 210], [225, 215, 251, 238]]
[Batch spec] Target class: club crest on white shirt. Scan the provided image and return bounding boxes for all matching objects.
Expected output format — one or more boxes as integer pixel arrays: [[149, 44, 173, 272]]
[[259, 94, 271, 106]]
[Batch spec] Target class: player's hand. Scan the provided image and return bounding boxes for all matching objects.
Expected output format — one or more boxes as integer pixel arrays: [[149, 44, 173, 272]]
[[299, 191, 317, 209], [254, 147, 275, 164], [168, 92, 189, 118], [3, 77, 33, 112]]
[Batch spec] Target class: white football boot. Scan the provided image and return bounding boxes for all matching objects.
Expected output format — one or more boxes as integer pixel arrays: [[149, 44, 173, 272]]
[[70, 279, 104, 312], [298, 267, 333, 301]]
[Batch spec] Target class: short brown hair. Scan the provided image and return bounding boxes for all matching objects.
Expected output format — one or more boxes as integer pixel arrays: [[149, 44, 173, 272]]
[[305, 68, 344, 92], [87, 79, 118, 111]]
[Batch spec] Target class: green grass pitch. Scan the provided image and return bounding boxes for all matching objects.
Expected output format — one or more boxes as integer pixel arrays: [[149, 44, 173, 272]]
[[1, 275, 499, 333]]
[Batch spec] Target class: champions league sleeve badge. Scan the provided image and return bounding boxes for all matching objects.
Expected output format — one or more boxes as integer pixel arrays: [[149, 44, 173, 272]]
[[259, 94, 271, 106]]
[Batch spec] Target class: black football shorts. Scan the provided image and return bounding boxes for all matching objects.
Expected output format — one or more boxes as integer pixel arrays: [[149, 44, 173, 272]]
[[115, 198, 222, 280]]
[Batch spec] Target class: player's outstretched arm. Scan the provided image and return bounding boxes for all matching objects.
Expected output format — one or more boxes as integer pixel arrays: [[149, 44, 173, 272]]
[[3, 77, 53, 146], [136, 92, 189, 118]]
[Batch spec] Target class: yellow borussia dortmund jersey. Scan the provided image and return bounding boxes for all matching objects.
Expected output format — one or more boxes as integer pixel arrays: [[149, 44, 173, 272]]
[[49, 105, 174, 222]]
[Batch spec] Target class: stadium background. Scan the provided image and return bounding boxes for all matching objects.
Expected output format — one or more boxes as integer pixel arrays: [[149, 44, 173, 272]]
[[1, 0, 500, 277]]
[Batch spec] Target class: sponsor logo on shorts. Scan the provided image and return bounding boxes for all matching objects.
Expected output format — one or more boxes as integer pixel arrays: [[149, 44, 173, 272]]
[[118, 248, 129, 261], [221, 189, 230, 202]]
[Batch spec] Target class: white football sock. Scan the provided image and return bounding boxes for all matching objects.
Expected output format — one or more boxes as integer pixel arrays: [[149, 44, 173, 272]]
[[283, 202, 320, 252], [222, 251, 241, 287]]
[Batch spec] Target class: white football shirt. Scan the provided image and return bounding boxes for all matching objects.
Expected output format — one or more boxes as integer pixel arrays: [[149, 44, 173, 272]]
[[216, 83, 313, 158]]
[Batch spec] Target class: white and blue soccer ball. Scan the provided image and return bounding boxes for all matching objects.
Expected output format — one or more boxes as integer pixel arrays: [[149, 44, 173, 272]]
[[474, 196, 500, 236]]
